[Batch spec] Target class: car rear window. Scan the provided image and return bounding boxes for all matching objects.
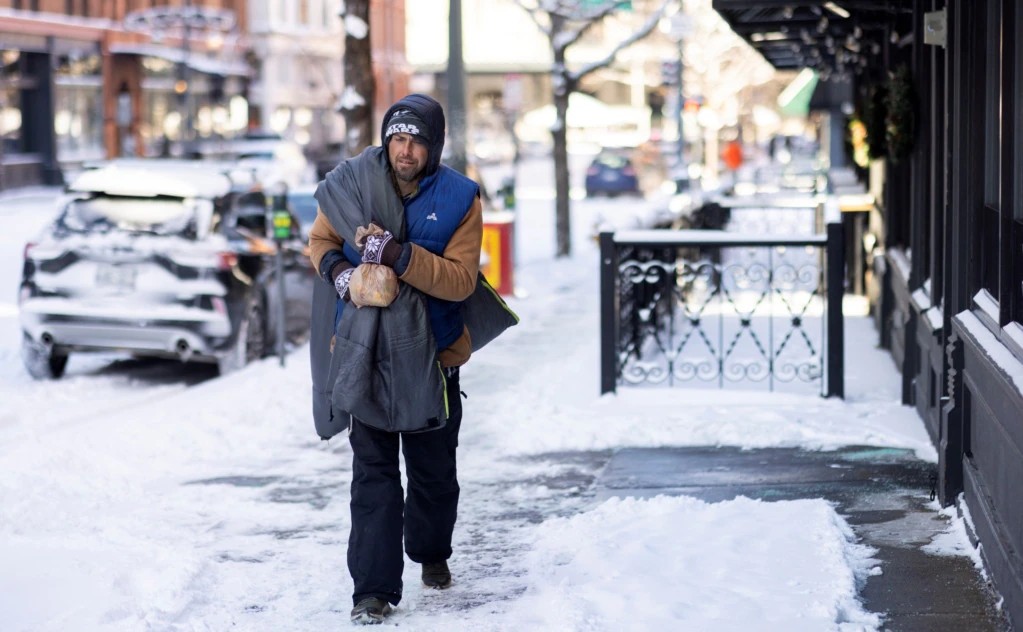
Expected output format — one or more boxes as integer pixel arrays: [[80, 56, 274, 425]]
[[59, 195, 201, 237], [595, 153, 631, 169]]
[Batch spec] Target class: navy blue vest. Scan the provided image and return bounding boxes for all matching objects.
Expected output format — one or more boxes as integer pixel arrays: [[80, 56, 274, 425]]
[[337, 165, 478, 350]]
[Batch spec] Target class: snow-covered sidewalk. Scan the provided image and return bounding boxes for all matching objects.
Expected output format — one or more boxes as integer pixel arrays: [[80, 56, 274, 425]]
[[0, 186, 969, 631]]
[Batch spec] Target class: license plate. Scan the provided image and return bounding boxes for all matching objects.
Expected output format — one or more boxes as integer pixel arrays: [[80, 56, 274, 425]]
[[95, 264, 136, 291]]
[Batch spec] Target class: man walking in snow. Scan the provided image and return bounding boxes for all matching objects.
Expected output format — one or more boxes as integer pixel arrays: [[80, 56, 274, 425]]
[[307, 94, 484, 624]]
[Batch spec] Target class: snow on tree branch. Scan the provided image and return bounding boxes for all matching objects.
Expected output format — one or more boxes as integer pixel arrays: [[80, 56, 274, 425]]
[[570, 0, 672, 81], [512, 0, 553, 37]]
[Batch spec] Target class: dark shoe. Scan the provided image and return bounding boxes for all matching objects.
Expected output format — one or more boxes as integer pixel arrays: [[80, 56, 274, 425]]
[[350, 597, 391, 625], [422, 561, 452, 589]]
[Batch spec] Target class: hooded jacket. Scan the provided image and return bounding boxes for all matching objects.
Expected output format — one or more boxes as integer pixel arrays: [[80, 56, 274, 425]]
[[381, 93, 447, 177]]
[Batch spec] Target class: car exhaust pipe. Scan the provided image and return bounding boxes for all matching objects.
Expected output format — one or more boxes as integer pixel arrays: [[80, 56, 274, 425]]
[[175, 339, 193, 362], [40, 332, 54, 347]]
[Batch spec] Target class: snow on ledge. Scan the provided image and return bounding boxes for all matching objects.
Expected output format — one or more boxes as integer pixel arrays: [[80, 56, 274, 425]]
[[911, 286, 931, 311], [888, 248, 911, 281], [972, 290, 1000, 322], [611, 229, 827, 245], [955, 310, 1023, 396]]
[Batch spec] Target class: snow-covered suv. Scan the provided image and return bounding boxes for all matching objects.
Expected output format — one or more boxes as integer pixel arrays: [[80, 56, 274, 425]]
[[18, 159, 314, 379]]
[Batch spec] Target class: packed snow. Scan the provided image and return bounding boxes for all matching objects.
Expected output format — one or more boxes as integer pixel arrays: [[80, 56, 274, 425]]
[[0, 168, 965, 630]]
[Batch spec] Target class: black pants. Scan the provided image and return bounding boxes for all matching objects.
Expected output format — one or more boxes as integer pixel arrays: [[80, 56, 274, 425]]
[[347, 367, 463, 606]]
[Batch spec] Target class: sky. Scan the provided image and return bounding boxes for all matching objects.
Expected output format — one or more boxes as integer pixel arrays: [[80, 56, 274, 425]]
[[0, 167, 979, 631]]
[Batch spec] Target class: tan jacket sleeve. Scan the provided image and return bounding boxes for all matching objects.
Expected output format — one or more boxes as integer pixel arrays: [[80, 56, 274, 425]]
[[307, 209, 344, 273], [398, 196, 483, 302]]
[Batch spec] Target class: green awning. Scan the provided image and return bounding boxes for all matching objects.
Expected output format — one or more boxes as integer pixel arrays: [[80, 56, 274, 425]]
[[777, 68, 818, 118]]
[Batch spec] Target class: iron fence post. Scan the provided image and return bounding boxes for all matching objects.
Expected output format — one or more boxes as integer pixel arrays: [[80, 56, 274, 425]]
[[826, 222, 845, 398], [600, 231, 617, 394]]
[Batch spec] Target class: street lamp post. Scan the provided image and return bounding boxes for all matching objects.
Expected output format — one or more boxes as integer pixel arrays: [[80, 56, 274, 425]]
[[447, 0, 468, 175], [668, 5, 691, 173]]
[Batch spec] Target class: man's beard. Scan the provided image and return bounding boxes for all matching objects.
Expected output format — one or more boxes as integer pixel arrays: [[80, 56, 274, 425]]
[[393, 164, 423, 183]]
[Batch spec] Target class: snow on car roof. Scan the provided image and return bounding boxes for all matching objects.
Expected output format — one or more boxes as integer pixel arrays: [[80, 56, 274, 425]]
[[69, 162, 235, 199]]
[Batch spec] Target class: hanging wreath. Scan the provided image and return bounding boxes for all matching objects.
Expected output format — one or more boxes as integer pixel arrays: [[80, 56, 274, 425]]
[[885, 64, 916, 164], [862, 82, 888, 161]]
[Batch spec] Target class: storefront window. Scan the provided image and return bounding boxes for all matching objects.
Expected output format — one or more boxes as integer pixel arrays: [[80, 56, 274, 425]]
[[54, 52, 103, 162], [141, 55, 247, 155], [141, 56, 180, 155], [0, 50, 23, 154], [0, 84, 21, 154]]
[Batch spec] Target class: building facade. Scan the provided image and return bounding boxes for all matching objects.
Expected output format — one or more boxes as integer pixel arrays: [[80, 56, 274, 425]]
[[246, 0, 343, 149], [715, 1, 1023, 627], [0, 0, 252, 186], [0, 0, 251, 188], [0, 0, 409, 188], [369, 0, 409, 129]]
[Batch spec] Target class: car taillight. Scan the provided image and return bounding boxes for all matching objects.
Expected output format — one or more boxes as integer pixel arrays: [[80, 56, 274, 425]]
[[18, 285, 30, 305], [217, 252, 238, 270], [23, 242, 36, 260], [211, 296, 228, 315], [623, 166, 636, 176], [587, 167, 599, 176]]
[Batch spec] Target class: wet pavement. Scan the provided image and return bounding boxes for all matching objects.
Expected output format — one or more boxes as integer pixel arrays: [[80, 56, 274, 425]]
[[595, 446, 1011, 631]]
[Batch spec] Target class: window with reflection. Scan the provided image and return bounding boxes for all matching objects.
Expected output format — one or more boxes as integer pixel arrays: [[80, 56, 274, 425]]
[[0, 49, 23, 155], [978, 0, 1023, 331], [54, 51, 103, 162]]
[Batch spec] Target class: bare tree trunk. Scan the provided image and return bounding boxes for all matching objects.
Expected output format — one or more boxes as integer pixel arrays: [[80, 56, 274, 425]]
[[553, 88, 572, 258], [341, 0, 375, 157], [552, 14, 573, 259]]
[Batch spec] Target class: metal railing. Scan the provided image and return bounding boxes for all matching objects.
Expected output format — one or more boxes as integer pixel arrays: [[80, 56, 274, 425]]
[[599, 223, 845, 398]]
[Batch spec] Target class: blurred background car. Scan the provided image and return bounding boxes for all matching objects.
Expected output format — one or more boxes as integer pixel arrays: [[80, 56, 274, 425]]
[[287, 183, 320, 242], [469, 130, 516, 165], [200, 136, 315, 190], [307, 141, 346, 180], [585, 148, 641, 198], [18, 159, 313, 379]]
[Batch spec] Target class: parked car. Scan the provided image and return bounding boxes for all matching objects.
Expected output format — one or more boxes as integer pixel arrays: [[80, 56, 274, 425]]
[[470, 131, 516, 165], [18, 159, 314, 379], [307, 141, 346, 180], [200, 137, 315, 190], [585, 149, 641, 198], [287, 183, 320, 242]]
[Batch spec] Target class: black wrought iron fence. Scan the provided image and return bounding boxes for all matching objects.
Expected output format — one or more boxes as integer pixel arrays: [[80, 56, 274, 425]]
[[599, 223, 845, 398]]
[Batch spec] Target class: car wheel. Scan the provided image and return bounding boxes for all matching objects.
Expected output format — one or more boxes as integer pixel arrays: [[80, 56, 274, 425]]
[[21, 334, 69, 380], [217, 294, 267, 375]]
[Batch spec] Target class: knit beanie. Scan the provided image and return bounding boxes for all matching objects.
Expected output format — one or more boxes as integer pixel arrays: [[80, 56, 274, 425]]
[[384, 109, 431, 144]]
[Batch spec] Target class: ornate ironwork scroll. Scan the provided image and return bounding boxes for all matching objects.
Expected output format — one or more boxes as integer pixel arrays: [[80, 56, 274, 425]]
[[603, 228, 841, 396]]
